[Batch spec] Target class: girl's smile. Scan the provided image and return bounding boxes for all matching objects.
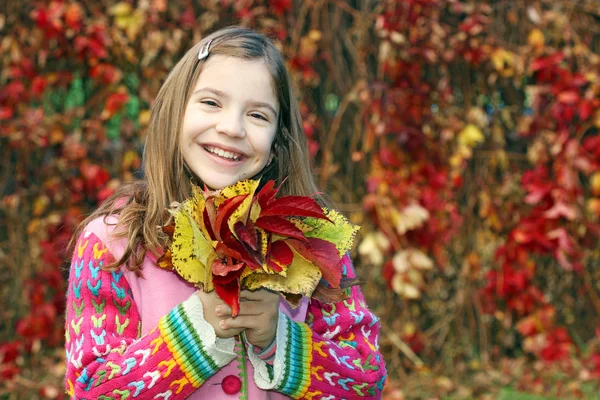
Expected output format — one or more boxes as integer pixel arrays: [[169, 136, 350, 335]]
[[181, 55, 279, 189]]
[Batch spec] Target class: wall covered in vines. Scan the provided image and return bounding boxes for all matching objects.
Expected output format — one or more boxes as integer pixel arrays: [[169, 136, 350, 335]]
[[1, 0, 599, 398]]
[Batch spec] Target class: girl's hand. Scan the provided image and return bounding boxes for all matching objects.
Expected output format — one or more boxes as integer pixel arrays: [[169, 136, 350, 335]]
[[216, 289, 280, 349], [196, 290, 244, 339]]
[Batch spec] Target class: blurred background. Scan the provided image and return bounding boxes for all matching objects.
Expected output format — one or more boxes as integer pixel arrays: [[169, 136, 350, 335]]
[[1, 0, 600, 399]]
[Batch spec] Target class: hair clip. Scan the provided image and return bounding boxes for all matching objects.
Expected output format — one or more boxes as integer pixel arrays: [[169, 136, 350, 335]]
[[198, 39, 213, 60]]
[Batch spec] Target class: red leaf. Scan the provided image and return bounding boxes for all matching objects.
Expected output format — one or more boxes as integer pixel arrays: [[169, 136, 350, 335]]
[[256, 180, 279, 208], [0, 106, 14, 120], [234, 221, 258, 251], [255, 216, 308, 241], [201, 200, 216, 241], [223, 234, 263, 270], [31, 76, 47, 97], [267, 258, 284, 272], [287, 238, 342, 286], [5, 81, 26, 103], [213, 276, 241, 317], [530, 52, 564, 72], [0, 341, 23, 364], [270, 240, 293, 266], [215, 194, 248, 240], [260, 196, 329, 220], [212, 257, 245, 276], [215, 241, 243, 262], [102, 92, 129, 119], [556, 90, 579, 104]]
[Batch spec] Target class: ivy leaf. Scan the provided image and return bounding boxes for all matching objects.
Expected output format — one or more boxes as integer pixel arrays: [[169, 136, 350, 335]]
[[256, 179, 279, 208], [270, 240, 293, 266], [243, 248, 322, 300], [301, 208, 360, 256], [260, 196, 330, 220], [255, 216, 308, 241], [287, 237, 342, 287]]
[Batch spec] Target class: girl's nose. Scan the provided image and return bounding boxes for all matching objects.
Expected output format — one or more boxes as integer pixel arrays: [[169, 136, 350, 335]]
[[215, 113, 245, 138]]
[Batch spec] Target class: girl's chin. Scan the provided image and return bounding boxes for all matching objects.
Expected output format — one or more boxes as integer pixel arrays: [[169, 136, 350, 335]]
[[198, 174, 251, 190]]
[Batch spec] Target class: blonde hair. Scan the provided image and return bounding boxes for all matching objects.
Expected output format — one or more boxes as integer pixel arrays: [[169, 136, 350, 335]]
[[72, 26, 327, 273]]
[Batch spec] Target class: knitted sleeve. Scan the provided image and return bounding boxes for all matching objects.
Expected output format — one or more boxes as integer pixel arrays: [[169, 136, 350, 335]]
[[247, 254, 387, 399], [64, 229, 236, 399]]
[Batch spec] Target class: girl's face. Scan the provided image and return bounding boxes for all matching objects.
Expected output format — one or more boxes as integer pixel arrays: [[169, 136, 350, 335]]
[[181, 55, 279, 190]]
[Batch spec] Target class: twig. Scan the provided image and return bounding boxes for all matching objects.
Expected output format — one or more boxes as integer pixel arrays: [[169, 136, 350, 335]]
[[583, 267, 600, 317], [381, 322, 425, 368]]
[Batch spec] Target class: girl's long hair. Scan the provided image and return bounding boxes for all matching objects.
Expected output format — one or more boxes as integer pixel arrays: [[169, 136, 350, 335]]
[[71, 26, 328, 273]]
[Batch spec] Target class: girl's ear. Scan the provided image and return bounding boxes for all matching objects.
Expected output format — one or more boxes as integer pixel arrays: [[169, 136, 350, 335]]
[[268, 142, 277, 165]]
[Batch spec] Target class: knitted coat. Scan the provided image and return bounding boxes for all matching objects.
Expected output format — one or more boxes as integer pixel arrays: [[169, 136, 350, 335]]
[[64, 216, 387, 399]]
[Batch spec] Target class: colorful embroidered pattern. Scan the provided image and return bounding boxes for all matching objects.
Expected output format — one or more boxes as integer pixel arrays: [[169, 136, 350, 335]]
[[65, 220, 386, 399], [64, 229, 236, 399], [248, 254, 387, 399]]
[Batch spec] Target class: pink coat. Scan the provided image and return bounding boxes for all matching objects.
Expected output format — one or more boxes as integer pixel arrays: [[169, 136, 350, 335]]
[[64, 216, 386, 399]]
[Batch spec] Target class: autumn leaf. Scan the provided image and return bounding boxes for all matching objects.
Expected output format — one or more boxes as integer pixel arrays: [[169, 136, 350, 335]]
[[287, 237, 342, 287], [458, 124, 485, 147], [255, 216, 308, 241], [260, 196, 330, 220], [242, 247, 322, 299]]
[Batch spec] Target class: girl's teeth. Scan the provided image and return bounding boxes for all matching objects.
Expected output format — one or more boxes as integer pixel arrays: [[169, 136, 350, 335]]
[[206, 146, 240, 161]]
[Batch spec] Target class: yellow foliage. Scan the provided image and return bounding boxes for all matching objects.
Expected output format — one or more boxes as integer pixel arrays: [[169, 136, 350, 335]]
[[243, 247, 322, 301], [528, 28, 545, 50], [458, 124, 485, 148]]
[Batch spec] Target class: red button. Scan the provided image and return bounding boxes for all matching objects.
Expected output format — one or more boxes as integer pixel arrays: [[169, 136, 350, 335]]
[[222, 374, 242, 395]]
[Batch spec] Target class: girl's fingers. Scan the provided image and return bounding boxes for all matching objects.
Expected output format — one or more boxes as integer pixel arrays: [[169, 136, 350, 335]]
[[216, 302, 266, 317], [239, 289, 279, 301], [220, 316, 258, 330]]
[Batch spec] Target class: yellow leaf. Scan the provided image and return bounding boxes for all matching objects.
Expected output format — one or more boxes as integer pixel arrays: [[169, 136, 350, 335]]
[[298, 208, 360, 257], [33, 195, 50, 217], [170, 204, 209, 286], [458, 124, 485, 148], [528, 28, 545, 49], [249, 201, 261, 222], [358, 232, 390, 266], [109, 2, 132, 17], [185, 202, 217, 290], [138, 110, 151, 126], [110, 4, 145, 41], [258, 227, 269, 269], [591, 172, 600, 197], [392, 276, 420, 299], [189, 186, 213, 241], [242, 248, 322, 298], [216, 179, 259, 206], [227, 182, 259, 238]]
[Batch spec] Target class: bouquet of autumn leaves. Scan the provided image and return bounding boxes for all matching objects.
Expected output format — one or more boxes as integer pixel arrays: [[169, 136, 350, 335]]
[[157, 179, 360, 316]]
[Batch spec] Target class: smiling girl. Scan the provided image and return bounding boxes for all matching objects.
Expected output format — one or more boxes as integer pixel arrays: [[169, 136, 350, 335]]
[[64, 27, 386, 399]]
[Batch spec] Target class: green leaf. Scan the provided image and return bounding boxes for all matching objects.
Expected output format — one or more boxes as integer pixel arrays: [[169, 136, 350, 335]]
[[65, 76, 84, 110], [299, 208, 359, 256], [124, 73, 140, 90], [106, 113, 121, 141], [125, 95, 140, 120]]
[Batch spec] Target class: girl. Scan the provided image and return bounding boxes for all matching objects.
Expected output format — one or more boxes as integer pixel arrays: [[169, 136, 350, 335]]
[[64, 26, 386, 399]]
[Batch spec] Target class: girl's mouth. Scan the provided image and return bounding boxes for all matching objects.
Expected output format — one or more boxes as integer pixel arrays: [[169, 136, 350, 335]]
[[203, 145, 244, 162]]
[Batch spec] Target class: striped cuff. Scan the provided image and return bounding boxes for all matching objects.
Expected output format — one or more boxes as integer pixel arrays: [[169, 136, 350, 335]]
[[159, 293, 236, 388], [244, 334, 277, 365], [247, 312, 313, 397]]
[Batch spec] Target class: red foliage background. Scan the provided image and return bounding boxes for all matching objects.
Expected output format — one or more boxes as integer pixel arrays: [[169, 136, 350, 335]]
[[1, 0, 599, 398]]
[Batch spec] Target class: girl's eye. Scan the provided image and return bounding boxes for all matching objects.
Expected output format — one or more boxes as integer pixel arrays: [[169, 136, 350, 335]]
[[250, 113, 268, 121], [201, 100, 219, 107]]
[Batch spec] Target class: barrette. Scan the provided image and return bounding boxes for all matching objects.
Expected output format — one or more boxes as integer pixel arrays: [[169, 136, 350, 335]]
[[198, 39, 213, 60]]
